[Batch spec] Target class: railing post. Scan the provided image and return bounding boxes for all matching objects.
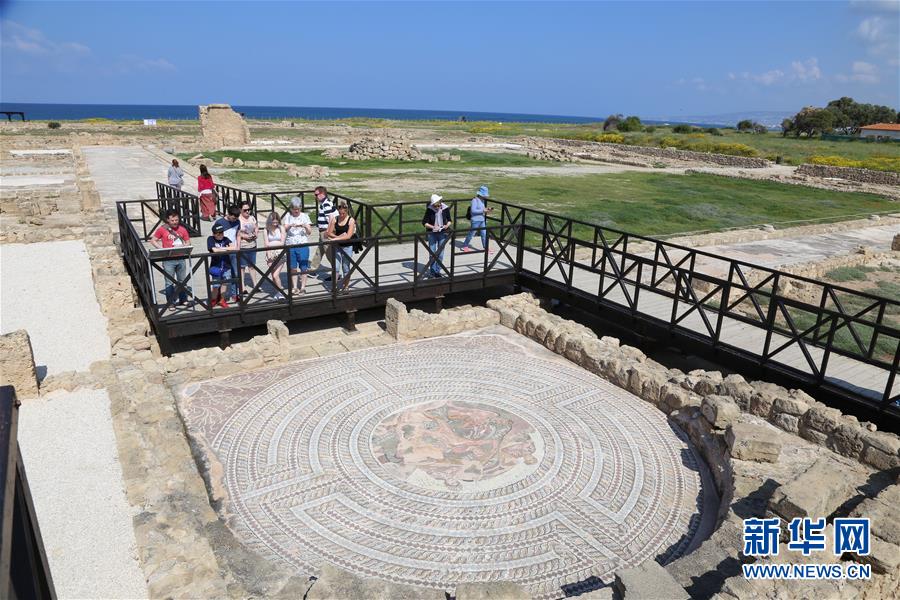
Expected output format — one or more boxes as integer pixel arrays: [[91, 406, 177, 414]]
[[761, 273, 781, 361], [714, 263, 733, 346], [882, 338, 900, 408], [515, 224, 525, 274], [817, 315, 838, 386]]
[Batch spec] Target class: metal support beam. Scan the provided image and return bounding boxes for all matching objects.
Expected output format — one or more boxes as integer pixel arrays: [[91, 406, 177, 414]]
[[345, 310, 357, 333], [218, 329, 231, 350]]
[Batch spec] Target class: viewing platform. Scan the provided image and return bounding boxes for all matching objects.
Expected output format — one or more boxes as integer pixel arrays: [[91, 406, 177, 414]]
[[117, 183, 899, 422]]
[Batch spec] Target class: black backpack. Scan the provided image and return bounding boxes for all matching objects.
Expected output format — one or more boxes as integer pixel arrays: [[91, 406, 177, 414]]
[[465, 205, 472, 220]]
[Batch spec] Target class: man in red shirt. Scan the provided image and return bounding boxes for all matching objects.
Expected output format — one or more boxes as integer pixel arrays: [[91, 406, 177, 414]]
[[151, 209, 192, 305]]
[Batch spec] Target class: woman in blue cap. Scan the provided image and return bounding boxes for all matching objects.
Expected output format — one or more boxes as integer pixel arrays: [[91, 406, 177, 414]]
[[461, 185, 493, 254]]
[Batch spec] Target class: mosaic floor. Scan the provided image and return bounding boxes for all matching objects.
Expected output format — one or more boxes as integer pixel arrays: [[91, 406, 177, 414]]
[[179, 329, 713, 599]]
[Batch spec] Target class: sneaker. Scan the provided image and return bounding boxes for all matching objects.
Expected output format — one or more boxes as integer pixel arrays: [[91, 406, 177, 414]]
[[461, 246, 472, 253], [218, 298, 230, 309]]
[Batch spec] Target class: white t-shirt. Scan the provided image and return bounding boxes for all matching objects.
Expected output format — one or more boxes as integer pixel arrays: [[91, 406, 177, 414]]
[[283, 211, 311, 245]]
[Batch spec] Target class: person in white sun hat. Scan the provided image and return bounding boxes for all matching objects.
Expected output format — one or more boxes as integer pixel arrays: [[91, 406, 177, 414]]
[[462, 184, 493, 254], [422, 193, 452, 278]]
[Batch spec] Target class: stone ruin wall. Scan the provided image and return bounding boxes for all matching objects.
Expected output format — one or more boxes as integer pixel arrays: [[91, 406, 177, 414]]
[[198, 104, 250, 148], [0, 146, 103, 243], [530, 137, 770, 168], [797, 163, 900, 186]]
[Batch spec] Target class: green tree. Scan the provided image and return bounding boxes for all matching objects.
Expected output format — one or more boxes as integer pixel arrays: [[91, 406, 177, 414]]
[[823, 97, 898, 133], [790, 107, 835, 137], [736, 119, 754, 131], [617, 115, 642, 132], [603, 114, 623, 131], [780, 118, 794, 137]]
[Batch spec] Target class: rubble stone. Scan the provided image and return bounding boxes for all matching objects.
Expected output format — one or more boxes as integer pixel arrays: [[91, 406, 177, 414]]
[[0, 330, 40, 399], [726, 422, 781, 462], [701, 395, 740, 429], [614, 560, 689, 599]]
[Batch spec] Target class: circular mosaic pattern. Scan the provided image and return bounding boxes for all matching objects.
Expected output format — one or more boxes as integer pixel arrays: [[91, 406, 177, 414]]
[[181, 333, 711, 599]]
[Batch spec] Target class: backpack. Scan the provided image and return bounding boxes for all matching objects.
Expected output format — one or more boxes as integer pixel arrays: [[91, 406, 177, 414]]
[[465, 205, 472, 220]]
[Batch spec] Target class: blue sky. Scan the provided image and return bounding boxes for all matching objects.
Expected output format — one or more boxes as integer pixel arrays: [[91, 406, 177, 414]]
[[1, 1, 897, 118]]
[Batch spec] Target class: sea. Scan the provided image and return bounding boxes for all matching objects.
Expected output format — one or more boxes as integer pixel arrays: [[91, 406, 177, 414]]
[[0, 102, 613, 124], [0, 102, 730, 128]]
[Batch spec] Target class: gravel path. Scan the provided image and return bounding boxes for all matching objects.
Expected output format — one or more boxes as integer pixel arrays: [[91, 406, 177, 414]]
[[18, 389, 148, 599], [0, 240, 109, 376]]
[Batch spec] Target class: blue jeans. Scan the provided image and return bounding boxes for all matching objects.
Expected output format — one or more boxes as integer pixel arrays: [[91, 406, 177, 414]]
[[427, 231, 447, 276], [463, 216, 487, 248], [162, 259, 189, 304], [335, 245, 353, 279], [228, 255, 239, 298]]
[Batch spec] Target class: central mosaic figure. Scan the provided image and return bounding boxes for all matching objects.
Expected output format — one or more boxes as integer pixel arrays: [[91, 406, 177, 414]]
[[372, 400, 542, 491]]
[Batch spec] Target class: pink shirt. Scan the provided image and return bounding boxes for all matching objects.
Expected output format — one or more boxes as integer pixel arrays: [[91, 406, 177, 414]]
[[153, 224, 190, 248]]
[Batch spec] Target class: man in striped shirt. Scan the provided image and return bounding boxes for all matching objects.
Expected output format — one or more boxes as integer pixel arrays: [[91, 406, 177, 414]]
[[311, 186, 338, 276]]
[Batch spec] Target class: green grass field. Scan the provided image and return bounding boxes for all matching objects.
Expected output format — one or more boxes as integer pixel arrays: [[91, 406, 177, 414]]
[[350, 171, 898, 237], [242, 118, 900, 169], [617, 129, 900, 167]]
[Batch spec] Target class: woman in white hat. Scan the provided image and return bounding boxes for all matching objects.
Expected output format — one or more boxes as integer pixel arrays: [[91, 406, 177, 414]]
[[421, 194, 452, 278]]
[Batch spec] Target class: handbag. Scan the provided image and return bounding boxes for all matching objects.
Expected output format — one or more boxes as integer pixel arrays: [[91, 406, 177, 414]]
[[351, 232, 363, 253]]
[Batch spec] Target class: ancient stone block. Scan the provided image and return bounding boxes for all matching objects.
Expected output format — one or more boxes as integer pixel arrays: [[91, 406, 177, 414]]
[[773, 394, 810, 417], [266, 320, 289, 344], [0, 329, 40, 399], [726, 422, 781, 462], [748, 390, 776, 419], [860, 430, 900, 456], [614, 560, 689, 599], [701, 395, 740, 429], [769, 458, 857, 520], [455, 582, 530, 600], [772, 412, 800, 434], [199, 104, 250, 148], [718, 374, 754, 409], [385, 298, 408, 339], [861, 445, 900, 470], [827, 422, 865, 459], [800, 405, 842, 436], [308, 564, 444, 600]]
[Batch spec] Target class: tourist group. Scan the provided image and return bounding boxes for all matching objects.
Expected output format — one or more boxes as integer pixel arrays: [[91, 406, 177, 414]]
[[153, 166, 494, 308]]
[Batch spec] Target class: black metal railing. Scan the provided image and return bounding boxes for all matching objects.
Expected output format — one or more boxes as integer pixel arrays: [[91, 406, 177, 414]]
[[128, 185, 899, 412], [155, 182, 200, 235], [120, 195, 520, 321], [1, 386, 56, 599], [504, 203, 899, 410]]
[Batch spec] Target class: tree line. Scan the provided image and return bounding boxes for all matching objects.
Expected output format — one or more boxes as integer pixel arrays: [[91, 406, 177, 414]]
[[780, 97, 898, 138]]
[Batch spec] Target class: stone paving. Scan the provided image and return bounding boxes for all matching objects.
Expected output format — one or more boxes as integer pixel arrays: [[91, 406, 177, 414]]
[[690, 223, 899, 277], [83, 145, 199, 202], [178, 329, 714, 599]]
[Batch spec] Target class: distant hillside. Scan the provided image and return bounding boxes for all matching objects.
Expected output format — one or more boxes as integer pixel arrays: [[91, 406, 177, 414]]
[[651, 111, 792, 129]]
